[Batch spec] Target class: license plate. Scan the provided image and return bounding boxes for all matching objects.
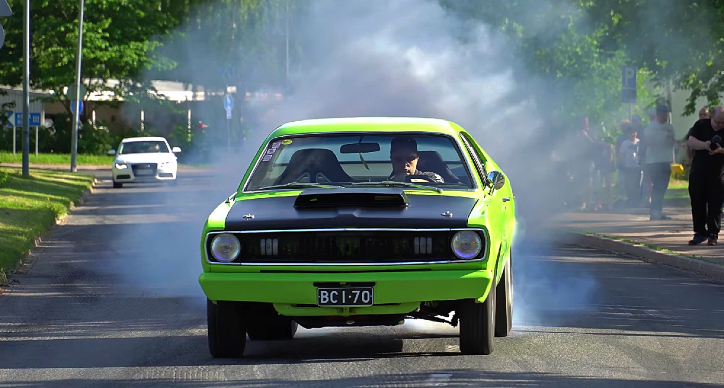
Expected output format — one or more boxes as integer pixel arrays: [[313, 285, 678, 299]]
[[317, 287, 373, 306], [135, 169, 154, 176]]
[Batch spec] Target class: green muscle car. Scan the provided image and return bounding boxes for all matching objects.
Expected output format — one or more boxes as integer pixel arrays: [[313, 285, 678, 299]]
[[199, 117, 516, 357]]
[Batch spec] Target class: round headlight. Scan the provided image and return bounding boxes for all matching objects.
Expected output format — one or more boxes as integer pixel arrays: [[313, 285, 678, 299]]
[[451, 231, 482, 259], [210, 233, 241, 262]]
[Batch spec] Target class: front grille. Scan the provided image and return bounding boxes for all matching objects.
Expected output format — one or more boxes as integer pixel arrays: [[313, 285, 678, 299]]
[[207, 230, 485, 264], [131, 163, 158, 176]]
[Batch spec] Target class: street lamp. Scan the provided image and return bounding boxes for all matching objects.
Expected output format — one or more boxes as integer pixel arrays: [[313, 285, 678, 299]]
[[22, 0, 29, 177]]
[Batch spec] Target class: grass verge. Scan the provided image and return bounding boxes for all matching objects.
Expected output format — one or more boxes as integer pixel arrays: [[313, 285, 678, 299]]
[[0, 167, 94, 284], [0, 152, 204, 169], [0, 152, 113, 166]]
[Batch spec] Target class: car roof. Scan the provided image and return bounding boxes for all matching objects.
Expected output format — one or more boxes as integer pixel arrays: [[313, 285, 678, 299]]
[[269, 117, 464, 138], [121, 136, 168, 143]]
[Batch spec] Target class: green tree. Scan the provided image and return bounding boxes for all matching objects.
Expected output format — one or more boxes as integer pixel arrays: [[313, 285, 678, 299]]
[[0, 0, 198, 115], [439, 0, 660, 133]]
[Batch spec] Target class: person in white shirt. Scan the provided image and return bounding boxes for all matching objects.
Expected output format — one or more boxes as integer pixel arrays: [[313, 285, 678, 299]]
[[640, 104, 677, 220], [619, 129, 642, 207]]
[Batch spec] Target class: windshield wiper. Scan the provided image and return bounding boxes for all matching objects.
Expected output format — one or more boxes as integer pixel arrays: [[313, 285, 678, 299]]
[[254, 182, 343, 191], [347, 181, 443, 193]]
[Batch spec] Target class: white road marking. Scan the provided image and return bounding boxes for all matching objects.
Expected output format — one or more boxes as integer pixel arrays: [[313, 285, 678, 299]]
[[424, 373, 452, 386]]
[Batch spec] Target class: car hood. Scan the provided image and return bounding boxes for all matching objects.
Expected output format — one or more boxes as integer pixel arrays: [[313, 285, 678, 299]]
[[224, 188, 479, 230], [115, 153, 176, 164]]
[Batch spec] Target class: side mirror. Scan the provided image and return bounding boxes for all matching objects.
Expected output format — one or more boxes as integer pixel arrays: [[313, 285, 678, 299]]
[[172, 147, 182, 153], [108, 149, 116, 155], [487, 170, 505, 190]]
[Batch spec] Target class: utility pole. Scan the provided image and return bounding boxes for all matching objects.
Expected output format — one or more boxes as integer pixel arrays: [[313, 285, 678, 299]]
[[285, 2, 289, 82], [70, 0, 85, 173], [21, 0, 30, 177]]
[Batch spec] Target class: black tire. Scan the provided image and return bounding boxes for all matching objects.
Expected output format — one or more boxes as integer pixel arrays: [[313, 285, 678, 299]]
[[113, 181, 122, 188], [495, 252, 513, 337], [459, 282, 496, 355], [247, 316, 298, 340], [207, 299, 246, 358]]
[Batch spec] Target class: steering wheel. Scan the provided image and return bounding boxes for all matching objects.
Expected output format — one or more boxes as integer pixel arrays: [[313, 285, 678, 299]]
[[404, 174, 436, 183]]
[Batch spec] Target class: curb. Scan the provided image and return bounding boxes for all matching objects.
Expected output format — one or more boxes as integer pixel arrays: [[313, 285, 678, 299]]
[[566, 232, 724, 283]]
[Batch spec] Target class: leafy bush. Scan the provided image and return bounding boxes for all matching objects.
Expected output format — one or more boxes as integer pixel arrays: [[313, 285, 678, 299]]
[[0, 170, 8, 187]]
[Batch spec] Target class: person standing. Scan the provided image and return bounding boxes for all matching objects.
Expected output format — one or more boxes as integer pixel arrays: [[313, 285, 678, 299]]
[[686, 105, 724, 246], [641, 104, 677, 220], [615, 120, 632, 205], [686, 107, 711, 164], [619, 129, 642, 207]]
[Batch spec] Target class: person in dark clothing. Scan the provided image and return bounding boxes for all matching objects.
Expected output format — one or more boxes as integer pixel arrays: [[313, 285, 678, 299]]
[[686, 105, 724, 246], [388, 137, 444, 183]]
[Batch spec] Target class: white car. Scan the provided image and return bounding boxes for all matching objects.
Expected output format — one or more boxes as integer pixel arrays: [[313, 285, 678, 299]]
[[109, 137, 181, 188]]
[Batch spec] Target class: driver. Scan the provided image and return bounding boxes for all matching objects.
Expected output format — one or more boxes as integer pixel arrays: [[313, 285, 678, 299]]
[[388, 137, 444, 183]]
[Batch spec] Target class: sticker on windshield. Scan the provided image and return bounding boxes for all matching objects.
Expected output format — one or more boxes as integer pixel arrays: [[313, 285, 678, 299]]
[[266, 148, 276, 155], [262, 154, 273, 162], [281, 139, 293, 145], [271, 141, 281, 149]]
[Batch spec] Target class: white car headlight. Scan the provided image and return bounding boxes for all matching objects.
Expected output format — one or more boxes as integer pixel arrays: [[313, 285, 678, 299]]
[[451, 231, 482, 259], [210, 233, 241, 262], [114, 162, 128, 169]]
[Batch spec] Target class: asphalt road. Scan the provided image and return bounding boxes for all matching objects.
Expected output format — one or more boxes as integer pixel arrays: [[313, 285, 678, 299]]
[[1, 168, 724, 387]]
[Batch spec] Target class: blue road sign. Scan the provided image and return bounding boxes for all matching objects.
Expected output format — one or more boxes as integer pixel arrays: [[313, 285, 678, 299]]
[[29, 113, 41, 126], [224, 94, 234, 110], [5, 111, 12, 127], [70, 101, 84, 115], [622, 65, 637, 89], [0, 0, 12, 50], [219, 67, 236, 81], [223, 94, 234, 111], [14, 112, 42, 126], [621, 65, 637, 103]]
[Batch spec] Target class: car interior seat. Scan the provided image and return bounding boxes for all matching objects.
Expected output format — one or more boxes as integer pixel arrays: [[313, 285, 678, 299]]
[[417, 150, 463, 184], [275, 148, 354, 185]]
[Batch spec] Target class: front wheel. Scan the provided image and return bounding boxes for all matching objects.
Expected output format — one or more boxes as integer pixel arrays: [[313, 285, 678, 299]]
[[458, 284, 496, 355], [207, 299, 246, 358], [112, 181, 123, 188]]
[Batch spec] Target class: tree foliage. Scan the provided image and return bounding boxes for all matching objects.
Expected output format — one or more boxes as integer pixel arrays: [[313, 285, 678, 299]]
[[439, 0, 660, 134], [0, 0, 197, 102], [440, 0, 724, 121]]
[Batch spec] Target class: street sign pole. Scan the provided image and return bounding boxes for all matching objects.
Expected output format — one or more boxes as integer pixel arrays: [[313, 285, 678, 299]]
[[70, 0, 85, 173], [223, 93, 234, 153], [12, 121, 16, 155], [21, 0, 30, 177]]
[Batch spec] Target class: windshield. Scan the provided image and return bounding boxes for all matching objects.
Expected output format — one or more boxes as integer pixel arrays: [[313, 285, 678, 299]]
[[118, 141, 169, 155], [244, 133, 475, 191]]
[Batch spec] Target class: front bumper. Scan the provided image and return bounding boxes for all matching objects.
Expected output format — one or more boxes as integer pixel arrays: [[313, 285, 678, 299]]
[[112, 164, 176, 182], [199, 269, 493, 316]]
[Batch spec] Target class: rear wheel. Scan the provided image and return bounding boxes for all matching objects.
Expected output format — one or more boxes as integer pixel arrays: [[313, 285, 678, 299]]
[[459, 283, 496, 355], [207, 299, 246, 358], [495, 252, 513, 337]]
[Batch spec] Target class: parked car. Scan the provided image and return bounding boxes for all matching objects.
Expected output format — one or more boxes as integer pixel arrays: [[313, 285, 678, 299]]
[[198, 117, 516, 357], [109, 136, 181, 188]]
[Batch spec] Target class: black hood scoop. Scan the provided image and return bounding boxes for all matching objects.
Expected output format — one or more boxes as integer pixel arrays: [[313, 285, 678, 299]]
[[294, 188, 408, 209]]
